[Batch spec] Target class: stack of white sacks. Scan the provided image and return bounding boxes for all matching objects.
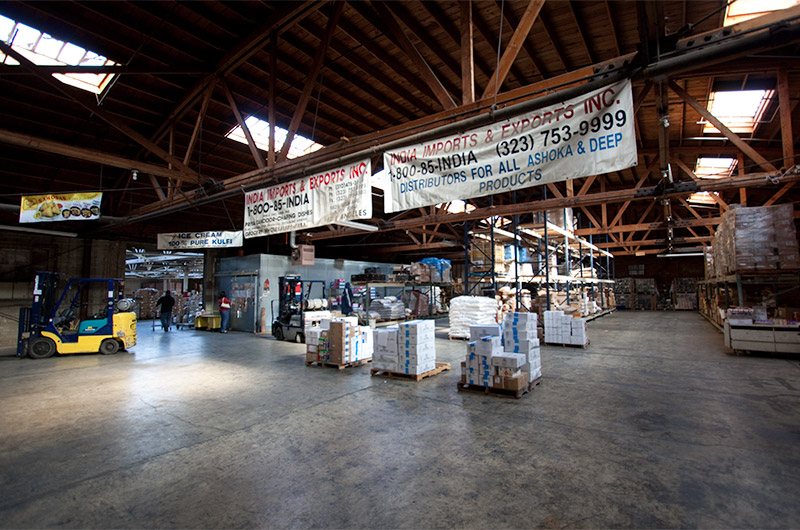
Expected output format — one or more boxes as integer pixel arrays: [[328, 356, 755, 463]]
[[461, 313, 542, 389], [372, 319, 436, 375], [543, 310, 588, 346], [449, 296, 499, 339]]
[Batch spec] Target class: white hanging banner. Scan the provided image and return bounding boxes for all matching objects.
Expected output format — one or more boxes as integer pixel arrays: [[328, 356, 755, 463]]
[[383, 79, 637, 213], [157, 230, 243, 250], [243, 159, 372, 238]]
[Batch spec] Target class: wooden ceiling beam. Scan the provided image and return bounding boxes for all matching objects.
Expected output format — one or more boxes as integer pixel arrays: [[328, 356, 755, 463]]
[[278, 2, 344, 163], [495, 0, 548, 80], [668, 80, 778, 173], [371, 1, 456, 110], [482, 0, 546, 100], [461, 0, 476, 105], [182, 82, 216, 167], [566, 0, 595, 64], [595, 235, 712, 249], [471, 4, 529, 87], [220, 79, 265, 169], [0, 128, 198, 184], [0, 41, 201, 182], [536, 9, 570, 73]]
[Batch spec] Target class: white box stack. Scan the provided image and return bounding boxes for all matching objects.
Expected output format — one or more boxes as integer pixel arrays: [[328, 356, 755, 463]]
[[544, 310, 588, 346], [502, 312, 541, 382], [372, 325, 399, 372], [398, 319, 437, 375], [464, 336, 502, 386]]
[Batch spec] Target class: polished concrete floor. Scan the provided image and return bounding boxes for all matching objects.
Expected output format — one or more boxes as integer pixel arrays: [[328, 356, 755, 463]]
[[1, 311, 799, 529]]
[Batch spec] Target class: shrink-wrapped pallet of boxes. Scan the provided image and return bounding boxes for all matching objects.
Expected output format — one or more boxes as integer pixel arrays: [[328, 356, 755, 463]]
[[449, 296, 499, 339], [712, 204, 800, 275], [544, 310, 588, 347]]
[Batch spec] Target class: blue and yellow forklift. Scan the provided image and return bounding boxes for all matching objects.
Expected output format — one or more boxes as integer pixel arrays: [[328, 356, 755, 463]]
[[17, 271, 137, 359]]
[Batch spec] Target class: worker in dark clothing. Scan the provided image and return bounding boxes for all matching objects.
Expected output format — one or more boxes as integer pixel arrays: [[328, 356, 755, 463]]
[[156, 290, 175, 332], [341, 282, 354, 315]]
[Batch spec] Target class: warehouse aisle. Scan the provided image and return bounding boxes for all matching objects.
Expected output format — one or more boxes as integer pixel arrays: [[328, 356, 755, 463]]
[[1, 312, 799, 528]]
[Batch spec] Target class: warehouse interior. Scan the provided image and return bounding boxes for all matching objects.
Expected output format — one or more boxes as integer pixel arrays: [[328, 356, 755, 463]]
[[1, 1, 799, 528]]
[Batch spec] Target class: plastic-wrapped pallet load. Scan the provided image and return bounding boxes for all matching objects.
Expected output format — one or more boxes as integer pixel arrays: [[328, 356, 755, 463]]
[[317, 316, 371, 365], [449, 296, 499, 339], [369, 297, 405, 320], [544, 310, 588, 346]]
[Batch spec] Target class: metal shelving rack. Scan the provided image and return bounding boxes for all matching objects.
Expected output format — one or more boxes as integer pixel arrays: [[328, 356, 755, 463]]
[[463, 204, 615, 314]]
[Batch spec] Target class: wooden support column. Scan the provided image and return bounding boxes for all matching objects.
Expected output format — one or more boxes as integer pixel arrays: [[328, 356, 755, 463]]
[[764, 69, 796, 205], [461, 0, 476, 105], [738, 153, 746, 205]]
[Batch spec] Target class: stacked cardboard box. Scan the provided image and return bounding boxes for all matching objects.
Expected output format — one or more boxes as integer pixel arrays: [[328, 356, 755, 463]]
[[308, 317, 373, 365], [397, 319, 436, 375], [372, 326, 400, 372], [135, 288, 159, 319], [469, 239, 505, 273], [713, 204, 800, 275], [502, 312, 542, 383], [544, 310, 587, 346], [371, 320, 437, 375], [305, 328, 331, 363], [449, 295, 499, 339], [463, 319, 535, 387], [614, 278, 633, 309]]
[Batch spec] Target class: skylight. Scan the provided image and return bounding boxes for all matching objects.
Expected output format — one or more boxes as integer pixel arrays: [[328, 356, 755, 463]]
[[694, 157, 736, 179], [703, 89, 773, 134], [0, 14, 118, 95], [687, 191, 721, 206], [724, 0, 800, 26], [438, 200, 477, 214], [226, 116, 324, 160]]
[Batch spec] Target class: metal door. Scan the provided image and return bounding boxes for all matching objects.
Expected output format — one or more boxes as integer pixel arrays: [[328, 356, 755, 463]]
[[216, 274, 257, 332]]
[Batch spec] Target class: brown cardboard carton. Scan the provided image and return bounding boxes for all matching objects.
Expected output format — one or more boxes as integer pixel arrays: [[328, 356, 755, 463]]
[[504, 373, 528, 391]]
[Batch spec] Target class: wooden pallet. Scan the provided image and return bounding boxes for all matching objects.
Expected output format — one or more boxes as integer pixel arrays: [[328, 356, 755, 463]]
[[545, 340, 590, 349], [448, 335, 470, 341], [371, 361, 451, 382], [456, 377, 542, 399], [305, 358, 372, 370]]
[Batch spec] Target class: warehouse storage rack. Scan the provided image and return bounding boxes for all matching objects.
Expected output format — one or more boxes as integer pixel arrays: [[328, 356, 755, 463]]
[[463, 203, 615, 315]]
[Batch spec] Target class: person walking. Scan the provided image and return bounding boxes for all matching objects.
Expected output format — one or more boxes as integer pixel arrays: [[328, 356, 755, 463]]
[[218, 291, 231, 333], [155, 290, 175, 332]]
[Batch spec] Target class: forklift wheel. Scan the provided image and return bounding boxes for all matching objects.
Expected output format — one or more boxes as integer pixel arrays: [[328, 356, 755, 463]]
[[273, 326, 284, 341], [99, 339, 120, 355], [29, 337, 56, 359], [296, 333, 304, 344]]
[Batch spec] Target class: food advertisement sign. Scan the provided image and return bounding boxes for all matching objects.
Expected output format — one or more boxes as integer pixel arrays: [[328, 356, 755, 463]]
[[383, 79, 637, 212], [19, 192, 102, 223], [243, 159, 372, 238]]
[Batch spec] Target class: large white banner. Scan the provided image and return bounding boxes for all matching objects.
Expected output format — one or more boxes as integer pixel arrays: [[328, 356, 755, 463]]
[[244, 159, 372, 238], [157, 230, 243, 250], [383, 80, 637, 212]]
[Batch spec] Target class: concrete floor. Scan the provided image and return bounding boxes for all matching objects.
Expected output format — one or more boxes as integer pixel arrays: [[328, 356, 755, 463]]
[[0, 311, 799, 529]]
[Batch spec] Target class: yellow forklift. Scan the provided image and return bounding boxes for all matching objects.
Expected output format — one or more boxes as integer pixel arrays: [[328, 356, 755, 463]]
[[17, 271, 137, 358]]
